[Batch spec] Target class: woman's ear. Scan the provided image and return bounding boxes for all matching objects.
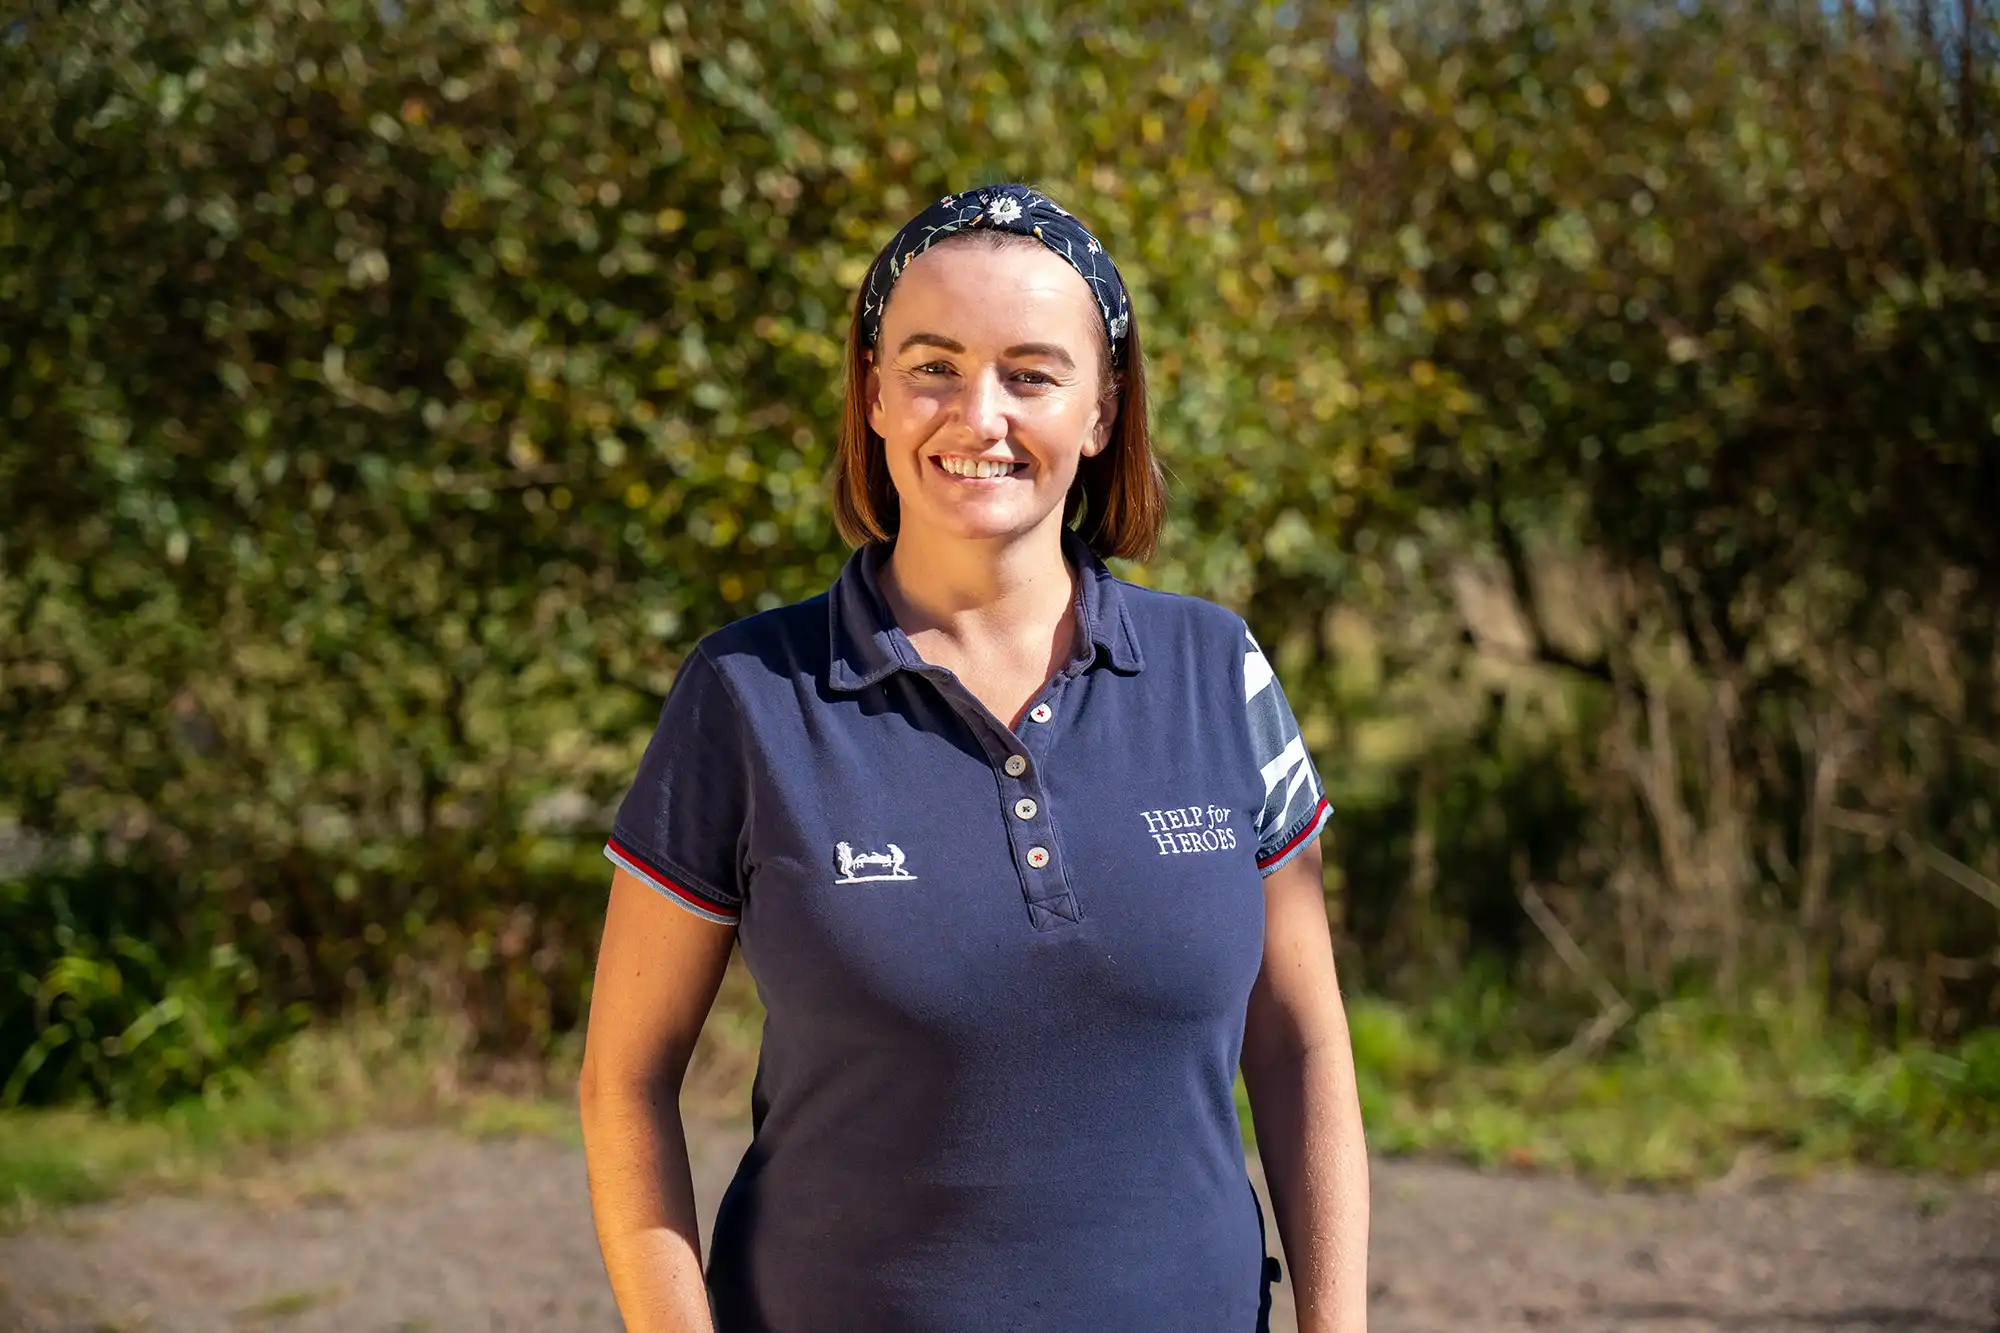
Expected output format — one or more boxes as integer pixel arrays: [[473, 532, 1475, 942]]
[[864, 352, 886, 439], [1083, 373, 1119, 457]]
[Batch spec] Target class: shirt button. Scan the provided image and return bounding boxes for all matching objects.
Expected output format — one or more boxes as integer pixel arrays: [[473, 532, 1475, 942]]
[[1025, 846, 1050, 869], [1014, 798, 1038, 820], [1004, 754, 1029, 777], [1028, 703, 1053, 724]]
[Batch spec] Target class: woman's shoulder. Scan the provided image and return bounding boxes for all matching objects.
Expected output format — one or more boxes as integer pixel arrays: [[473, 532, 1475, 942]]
[[682, 590, 835, 690], [1112, 578, 1252, 647]]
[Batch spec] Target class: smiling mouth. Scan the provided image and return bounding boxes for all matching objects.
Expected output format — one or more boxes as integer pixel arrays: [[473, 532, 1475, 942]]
[[934, 455, 1026, 480]]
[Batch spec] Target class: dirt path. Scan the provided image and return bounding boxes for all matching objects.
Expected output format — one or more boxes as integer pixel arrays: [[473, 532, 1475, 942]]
[[1, 1121, 1994, 1333]]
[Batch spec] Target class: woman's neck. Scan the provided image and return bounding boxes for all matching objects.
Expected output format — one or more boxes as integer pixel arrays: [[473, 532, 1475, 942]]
[[879, 524, 1076, 650]]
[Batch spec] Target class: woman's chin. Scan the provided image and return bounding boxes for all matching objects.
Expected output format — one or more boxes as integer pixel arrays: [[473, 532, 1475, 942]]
[[901, 499, 1060, 547]]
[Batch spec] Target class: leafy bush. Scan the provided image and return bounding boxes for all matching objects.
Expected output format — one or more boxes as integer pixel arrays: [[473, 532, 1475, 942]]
[[3, 0, 1997, 1105]]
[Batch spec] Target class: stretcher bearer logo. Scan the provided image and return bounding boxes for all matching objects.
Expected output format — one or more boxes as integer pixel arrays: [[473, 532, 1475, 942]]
[[834, 841, 916, 884]]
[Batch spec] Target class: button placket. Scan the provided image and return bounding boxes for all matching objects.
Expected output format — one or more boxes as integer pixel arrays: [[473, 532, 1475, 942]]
[[1003, 756, 1066, 920], [923, 670, 1080, 931], [1006, 686, 1077, 930]]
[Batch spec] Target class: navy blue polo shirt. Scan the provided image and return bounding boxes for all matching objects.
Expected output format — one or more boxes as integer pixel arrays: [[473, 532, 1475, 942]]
[[605, 531, 1331, 1333]]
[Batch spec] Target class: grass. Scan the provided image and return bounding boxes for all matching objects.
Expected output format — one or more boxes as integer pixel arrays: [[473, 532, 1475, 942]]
[[0, 963, 771, 1229], [4, 969, 1994, 1230], [234, 1288, 339, 1322], [1332, 987, 2000, 1183], [0, 999, 572, 1230]]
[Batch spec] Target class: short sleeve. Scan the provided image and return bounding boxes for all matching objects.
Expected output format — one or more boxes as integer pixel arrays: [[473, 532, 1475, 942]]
[[1242, 625, 1333, 874], [603, 646, 749, 924]]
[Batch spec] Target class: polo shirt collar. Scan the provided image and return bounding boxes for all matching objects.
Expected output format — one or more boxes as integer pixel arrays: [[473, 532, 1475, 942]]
[[828, 529, 1145, 693]]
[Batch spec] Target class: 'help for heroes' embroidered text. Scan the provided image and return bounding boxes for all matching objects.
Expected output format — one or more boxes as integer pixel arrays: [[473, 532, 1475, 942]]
[[1140, 805, 1237, 856]]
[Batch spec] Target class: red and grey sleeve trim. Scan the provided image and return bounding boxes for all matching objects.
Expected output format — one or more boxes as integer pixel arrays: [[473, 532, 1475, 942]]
[[1256, 796, 1332, 876], [604, 836, 741, 925]]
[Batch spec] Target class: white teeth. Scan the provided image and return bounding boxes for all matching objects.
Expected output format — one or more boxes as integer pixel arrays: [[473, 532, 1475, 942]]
[[939, 456, 1017, 479]]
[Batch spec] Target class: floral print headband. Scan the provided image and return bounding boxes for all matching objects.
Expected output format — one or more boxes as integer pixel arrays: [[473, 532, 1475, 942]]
[[858, 183, 1133, 369]]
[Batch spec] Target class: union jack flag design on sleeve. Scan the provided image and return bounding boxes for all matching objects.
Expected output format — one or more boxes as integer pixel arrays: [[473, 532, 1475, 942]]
[[1243, 627, 1332, 873]]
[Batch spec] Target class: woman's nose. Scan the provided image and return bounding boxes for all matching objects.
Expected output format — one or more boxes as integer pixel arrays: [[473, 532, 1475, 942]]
[[959, 370, 1008, 444]]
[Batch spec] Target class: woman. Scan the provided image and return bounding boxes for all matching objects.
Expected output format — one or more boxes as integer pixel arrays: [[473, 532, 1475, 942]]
[[579, 184, 1370, 1333]]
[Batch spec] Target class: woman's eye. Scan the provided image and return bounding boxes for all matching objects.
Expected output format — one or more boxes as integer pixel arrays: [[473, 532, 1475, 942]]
[[915, 361, 954, 375], [1014, 370, 1054, 385]]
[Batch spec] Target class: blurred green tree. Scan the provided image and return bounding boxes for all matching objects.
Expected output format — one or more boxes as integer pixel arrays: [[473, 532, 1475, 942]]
[[2, 0, 1995, 1103]]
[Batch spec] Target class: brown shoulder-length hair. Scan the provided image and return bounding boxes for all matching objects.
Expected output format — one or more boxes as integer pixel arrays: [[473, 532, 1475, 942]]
[[830, 233, 1167, 562]]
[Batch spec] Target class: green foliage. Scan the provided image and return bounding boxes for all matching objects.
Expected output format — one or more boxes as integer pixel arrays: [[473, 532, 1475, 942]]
[[0, 996, 479, 1226], [3, 0, 1998, 1108], [1346, 988, 2000, 1181], [1294, 2, 2000, 1025], [0, 906, 248, 1107]]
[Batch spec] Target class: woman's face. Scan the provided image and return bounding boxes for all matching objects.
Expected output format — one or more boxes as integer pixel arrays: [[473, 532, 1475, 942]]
[[867, 240, 1114, 549]]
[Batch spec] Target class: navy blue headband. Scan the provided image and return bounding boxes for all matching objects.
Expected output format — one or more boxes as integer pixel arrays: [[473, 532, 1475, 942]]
[[858, 183, 1132, 369]]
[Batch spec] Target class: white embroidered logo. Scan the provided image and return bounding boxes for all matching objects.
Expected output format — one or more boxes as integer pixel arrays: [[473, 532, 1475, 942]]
[[834, 841, 916, 884], [1139, 805, 1238, 856]]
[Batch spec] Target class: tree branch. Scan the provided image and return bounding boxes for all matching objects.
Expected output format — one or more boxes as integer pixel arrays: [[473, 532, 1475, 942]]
[[1487, 476, 1613, 685]]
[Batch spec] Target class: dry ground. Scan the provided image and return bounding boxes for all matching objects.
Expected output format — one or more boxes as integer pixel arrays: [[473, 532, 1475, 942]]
[[1, 1120, 1994, 1333]]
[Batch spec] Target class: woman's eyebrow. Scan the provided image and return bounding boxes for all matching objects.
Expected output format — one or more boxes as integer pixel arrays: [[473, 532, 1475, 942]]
[[896, 333, 965, 355], [1004, 342, 1076, 369], [892, 333, 1076, 370]]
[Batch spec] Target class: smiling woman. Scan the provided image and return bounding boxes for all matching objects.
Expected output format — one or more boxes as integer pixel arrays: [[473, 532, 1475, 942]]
[[865, 239, 1120, 556], [579, 184, 1369, 1333], [834, 192, 1163, 562]]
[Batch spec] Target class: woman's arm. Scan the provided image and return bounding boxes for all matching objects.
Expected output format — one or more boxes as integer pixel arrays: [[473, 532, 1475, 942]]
[[1241, 840, 1371, 1333], [579, 867, 738, 1333]]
